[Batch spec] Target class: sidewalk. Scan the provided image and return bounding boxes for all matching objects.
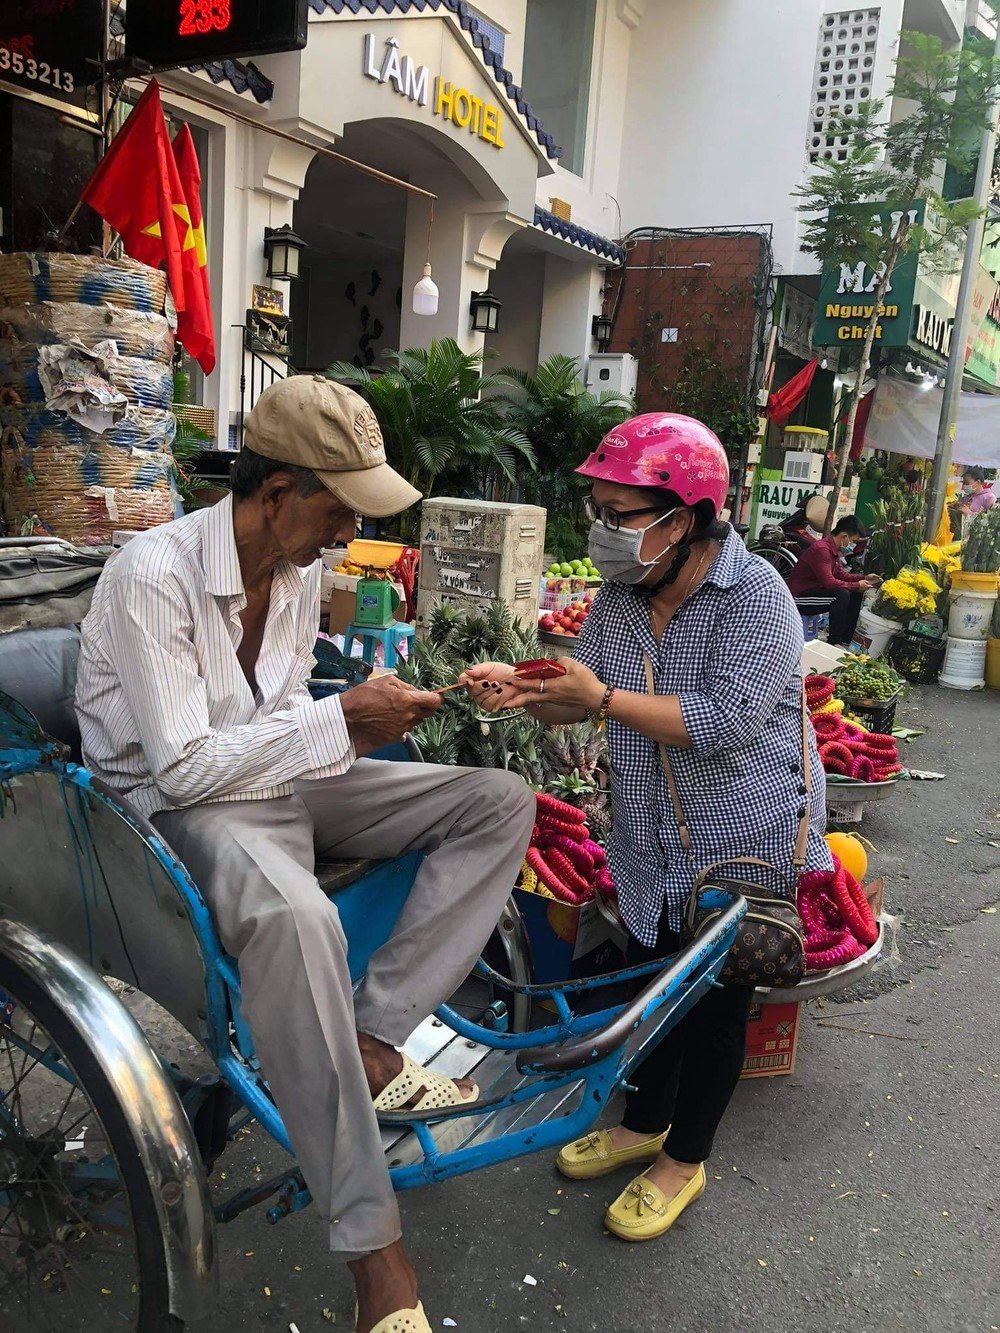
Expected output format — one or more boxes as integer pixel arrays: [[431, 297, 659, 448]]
[[199, 682, 1000, 1332]]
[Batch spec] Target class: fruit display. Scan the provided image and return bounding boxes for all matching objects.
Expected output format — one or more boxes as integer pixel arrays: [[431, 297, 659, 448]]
[[805, 674, 902, 782], [544, 556, 600, 582], [798, 856, 879, 971], [833, 654, 901, 702], [539, 594, 593, 638], [516, 793, 615, 906]]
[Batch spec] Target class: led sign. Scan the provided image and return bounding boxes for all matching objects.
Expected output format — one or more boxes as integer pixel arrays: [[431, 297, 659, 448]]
[[125, 0, 308, 69]]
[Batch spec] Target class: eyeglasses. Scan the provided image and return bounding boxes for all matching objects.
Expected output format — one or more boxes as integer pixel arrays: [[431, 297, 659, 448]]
[[583, 497, 673, 532]]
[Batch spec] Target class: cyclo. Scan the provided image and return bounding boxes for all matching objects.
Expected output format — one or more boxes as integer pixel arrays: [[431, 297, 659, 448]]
[[0, 543, 884, 1332]]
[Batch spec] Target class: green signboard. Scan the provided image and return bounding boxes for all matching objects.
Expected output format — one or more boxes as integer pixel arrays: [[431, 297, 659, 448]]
[[812, 201, 925, 349]]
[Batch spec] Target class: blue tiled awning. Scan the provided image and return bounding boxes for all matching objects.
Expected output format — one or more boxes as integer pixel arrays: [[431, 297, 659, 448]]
[[313, 0, 562, 160], [533, 207, 625, 264]]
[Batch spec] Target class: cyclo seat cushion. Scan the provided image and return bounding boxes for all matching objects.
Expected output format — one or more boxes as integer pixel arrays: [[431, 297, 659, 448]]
[[0, 625, 82, 760]]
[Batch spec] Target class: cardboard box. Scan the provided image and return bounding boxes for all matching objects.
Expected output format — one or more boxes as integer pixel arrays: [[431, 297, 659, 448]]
[[741, 1001, 800, 1079], [513, 888, 625, 986], [863, 876, 885, 919]]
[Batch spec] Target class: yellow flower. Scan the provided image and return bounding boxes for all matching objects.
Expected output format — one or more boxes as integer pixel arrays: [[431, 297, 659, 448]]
[[919, 543, 944, 566], [883, 582, 918, 610], [897, 568, 917, 585], [913, 570, 940, 594]]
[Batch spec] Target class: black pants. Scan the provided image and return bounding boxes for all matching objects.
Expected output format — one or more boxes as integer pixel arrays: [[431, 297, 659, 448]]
[[798, 584, 863, 646], [622, 909, 753, 1164]]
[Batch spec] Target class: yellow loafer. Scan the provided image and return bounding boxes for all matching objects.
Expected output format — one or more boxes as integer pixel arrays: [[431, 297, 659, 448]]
[[556, 1128, 668, 1180], [605, 1163, 707, 1241]]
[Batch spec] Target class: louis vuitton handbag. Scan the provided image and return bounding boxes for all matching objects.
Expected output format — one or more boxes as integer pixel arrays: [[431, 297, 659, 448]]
[[642, 654, 808, 987]]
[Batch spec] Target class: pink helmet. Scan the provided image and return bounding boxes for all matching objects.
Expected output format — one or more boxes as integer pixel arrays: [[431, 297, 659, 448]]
[[576, 413, 730, 518]]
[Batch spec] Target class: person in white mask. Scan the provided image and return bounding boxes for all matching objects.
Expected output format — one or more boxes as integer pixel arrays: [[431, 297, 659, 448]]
[[463, 412, 832, 1245]]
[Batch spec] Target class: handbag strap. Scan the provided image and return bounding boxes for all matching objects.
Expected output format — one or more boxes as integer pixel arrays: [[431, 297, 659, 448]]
[[641, 653, 812, 871]]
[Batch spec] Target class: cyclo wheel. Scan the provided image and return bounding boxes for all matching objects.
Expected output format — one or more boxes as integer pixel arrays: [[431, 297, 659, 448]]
[[0, 946, 182, 1332]]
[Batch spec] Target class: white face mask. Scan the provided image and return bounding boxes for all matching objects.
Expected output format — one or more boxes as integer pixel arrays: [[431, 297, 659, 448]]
[[587, 509, 678, 584]]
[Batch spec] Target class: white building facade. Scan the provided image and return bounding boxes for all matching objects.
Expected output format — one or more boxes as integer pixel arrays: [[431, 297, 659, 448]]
[[140, 0, 982, 447]]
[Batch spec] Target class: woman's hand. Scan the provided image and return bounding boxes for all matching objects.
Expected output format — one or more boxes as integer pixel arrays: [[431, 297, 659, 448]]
[[459, 661, 522, 713], [460, 658, 606, 714]]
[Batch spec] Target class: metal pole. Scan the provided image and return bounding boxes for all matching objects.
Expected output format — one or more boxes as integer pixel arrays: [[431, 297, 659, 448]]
[[925, 19, 1000, 541]]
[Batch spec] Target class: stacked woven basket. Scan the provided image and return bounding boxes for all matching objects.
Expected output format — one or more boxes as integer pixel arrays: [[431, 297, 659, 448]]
[[0, 252, 179, 545]]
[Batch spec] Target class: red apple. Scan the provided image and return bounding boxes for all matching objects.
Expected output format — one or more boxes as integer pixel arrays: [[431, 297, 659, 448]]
[[540, 614, 556, 631]]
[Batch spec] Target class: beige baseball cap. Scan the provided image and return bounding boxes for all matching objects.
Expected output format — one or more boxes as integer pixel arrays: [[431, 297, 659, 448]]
[[243, 375, 421, 518]]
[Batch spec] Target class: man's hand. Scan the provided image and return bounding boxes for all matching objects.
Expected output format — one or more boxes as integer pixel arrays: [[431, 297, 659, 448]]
[[860, 576, 882, 590], [339, 675, 441, 757]]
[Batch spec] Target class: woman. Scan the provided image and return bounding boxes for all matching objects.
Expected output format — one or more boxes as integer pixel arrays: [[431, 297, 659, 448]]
[[463, 413, 832, 1243]]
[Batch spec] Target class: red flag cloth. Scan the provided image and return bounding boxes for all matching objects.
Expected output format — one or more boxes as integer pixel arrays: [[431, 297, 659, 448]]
[[768, 357, 819, 427], [80, 80, 187, 312], [847, 389, 875, 461], [172, 125, 216, 375]]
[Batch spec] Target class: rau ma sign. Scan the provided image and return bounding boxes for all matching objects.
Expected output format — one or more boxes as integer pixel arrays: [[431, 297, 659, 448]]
[[812, 201, 925, 348], [363, 32, 507, 149]]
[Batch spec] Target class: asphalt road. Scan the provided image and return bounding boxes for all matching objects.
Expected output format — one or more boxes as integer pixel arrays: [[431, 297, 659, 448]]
[[187, 681, 999, 1333]]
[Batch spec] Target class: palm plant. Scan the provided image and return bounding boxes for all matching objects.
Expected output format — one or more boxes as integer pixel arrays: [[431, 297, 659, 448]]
[[325, 340, 535, 520], [495, 354, 633, 559]]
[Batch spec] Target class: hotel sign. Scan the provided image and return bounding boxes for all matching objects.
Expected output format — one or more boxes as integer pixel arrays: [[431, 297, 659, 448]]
[[813, 202, 924, 348], [363, 32, 507, 149]]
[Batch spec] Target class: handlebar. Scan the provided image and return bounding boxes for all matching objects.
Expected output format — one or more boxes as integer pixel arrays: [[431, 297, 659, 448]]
[[516, 894, 746, 1075]]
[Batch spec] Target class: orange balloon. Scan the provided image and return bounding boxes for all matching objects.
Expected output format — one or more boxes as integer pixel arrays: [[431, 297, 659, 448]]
[[824, 832, 868, 881]]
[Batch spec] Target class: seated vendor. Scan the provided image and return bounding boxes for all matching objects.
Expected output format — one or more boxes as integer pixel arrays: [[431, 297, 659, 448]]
[[785, 514, 879, 647], [75, 375, 535, 1333]]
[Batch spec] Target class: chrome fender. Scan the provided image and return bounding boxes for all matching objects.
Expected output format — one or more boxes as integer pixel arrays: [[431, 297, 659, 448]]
[[0, 918, 218, 1322]]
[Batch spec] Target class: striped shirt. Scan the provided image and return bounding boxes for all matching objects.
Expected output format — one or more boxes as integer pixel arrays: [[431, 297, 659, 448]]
[[75, 494, 353, 819], [573, 528, 832, 945]]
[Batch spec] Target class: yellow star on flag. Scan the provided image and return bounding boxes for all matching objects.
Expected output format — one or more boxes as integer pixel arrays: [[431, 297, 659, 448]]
[[142, 203, 207, 266]]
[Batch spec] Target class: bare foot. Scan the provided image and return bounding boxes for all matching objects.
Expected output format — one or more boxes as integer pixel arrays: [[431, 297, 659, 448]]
[[357, 1032, 476, 1106], [644, 1152, 702, 1197], [350, 1239, 418, 1333]]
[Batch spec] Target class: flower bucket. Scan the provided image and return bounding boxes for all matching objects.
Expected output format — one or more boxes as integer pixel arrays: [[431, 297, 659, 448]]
[[986, 636, 1000, 691], [849, 608, 897, 660], [939, 636, 987, 691], [947, 586, 997, 642]]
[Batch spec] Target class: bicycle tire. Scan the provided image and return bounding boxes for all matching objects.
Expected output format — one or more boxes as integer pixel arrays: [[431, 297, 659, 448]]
[[0, 946, 183, 1333]]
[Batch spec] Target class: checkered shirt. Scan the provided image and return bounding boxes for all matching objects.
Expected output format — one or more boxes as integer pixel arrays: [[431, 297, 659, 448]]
[[574, 528, 833, 945]]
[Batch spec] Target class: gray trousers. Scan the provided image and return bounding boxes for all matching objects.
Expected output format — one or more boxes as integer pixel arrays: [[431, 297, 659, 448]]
[[155, 759, 535, 1260]]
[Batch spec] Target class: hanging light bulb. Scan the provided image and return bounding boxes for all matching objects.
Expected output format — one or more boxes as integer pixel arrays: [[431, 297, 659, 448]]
[[412, 262, 439, 316]]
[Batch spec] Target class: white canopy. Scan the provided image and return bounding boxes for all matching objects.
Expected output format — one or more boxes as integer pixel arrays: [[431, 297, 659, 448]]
[[866, 375, 1000, 468]]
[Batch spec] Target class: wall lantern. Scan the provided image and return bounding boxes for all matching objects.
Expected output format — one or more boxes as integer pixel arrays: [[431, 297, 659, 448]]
[[469, 288, 502, 334], [591, 313, 613, 349], [263, 224, 307, 281]]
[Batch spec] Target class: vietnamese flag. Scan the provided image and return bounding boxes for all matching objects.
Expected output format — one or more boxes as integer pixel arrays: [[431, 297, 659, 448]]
[[767, 357, 819, 427], [80, 80, 187, 313], [171, 125, 216, 375]]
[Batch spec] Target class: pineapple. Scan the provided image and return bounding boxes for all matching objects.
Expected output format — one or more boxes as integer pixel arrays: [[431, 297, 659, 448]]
[[413, 711, 460, 767], [428, 603, 462, 647], [486, 600, 519, 662], [452, 613, 494, 664]]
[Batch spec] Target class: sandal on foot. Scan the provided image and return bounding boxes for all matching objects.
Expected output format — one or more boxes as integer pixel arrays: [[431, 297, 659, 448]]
[[604, 1163, 706, 1241], [357, 1301, 432, 1332], [556, 1128, 668, 1180], [373, 1051, 479, 1114]]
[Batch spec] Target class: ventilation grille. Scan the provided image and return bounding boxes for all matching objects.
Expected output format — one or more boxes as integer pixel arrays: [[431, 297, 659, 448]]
[[808, 8, 881, 164]]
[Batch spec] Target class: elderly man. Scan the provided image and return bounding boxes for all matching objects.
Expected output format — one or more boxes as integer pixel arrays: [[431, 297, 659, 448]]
[[75, 375, 535, 1333]]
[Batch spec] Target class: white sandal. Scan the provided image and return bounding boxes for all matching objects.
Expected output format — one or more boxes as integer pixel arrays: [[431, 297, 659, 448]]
[[372, 1051, 479, 1113], [357, 1299, 432, 1332]]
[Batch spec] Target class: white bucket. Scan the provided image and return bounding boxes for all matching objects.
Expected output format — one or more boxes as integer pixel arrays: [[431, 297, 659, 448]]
[[849, 608, 897, 660], [939, 636, 987, 690], [947, 588, 997, 641]]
